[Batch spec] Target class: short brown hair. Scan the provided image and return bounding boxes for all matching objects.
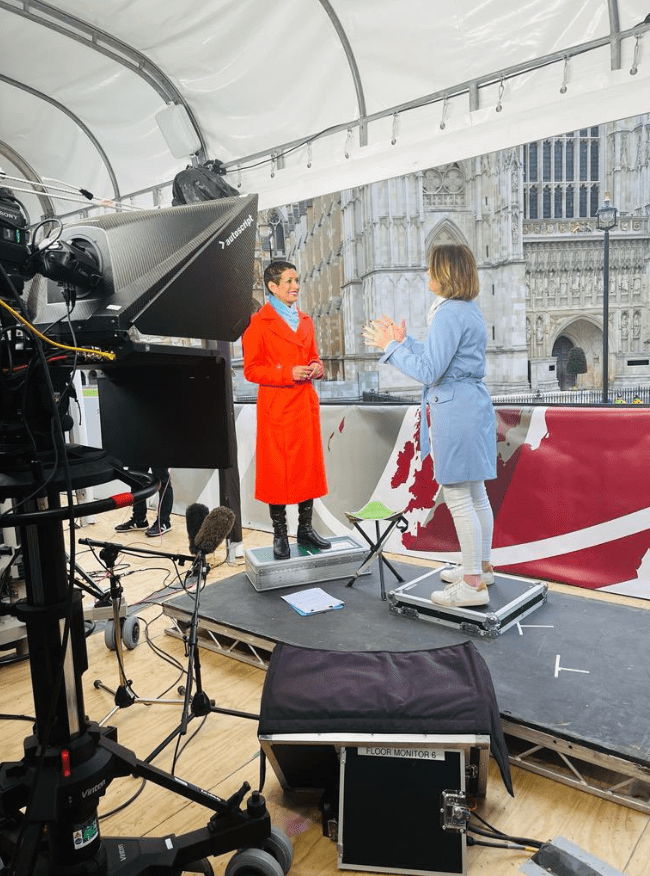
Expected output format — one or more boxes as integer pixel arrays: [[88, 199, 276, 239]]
[[428, 244, 479, 300], [263, 260, 296, 293]]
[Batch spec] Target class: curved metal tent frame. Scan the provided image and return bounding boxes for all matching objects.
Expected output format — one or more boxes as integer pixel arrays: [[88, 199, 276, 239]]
[[0, 0, 648, 216]]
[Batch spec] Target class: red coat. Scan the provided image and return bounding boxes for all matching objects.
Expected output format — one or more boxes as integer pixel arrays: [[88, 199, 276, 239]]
[[242, 302, 328, 505]]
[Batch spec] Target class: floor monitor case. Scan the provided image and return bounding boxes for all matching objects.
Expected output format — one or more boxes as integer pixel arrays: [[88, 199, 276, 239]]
[[258, 642, 514, 875], [259, 732, 488, 876], [339, 741, 475, 875]]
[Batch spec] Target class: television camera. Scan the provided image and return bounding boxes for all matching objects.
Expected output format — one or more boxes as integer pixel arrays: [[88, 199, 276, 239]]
[[0, 187, 107, 463], [0, 187, 288, 876]]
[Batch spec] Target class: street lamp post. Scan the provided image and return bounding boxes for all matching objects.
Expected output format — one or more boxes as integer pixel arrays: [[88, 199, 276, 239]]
[[596, 193, 618, 404]]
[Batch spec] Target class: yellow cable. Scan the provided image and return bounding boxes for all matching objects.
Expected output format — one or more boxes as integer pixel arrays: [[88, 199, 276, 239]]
[[0, 297, 115, 362]]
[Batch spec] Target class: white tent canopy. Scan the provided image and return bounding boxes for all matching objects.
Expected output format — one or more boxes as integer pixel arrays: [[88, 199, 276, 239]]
[[1, 0, 649, 219]]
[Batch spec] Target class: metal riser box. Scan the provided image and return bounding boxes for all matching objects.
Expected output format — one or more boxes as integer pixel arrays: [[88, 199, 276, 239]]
[[245, 535, 369, 591]]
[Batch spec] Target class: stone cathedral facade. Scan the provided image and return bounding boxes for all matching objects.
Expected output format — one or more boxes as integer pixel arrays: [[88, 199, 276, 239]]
[[236, 114, 650, 399]]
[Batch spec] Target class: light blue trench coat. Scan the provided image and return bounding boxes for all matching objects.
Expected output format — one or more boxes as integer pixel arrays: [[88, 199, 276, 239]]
[[380, 297, 496, 485]]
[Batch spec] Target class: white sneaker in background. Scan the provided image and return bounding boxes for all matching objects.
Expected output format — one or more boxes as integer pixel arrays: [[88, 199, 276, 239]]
[[440, 566, 494, 587], [227, 541, 244, 562]]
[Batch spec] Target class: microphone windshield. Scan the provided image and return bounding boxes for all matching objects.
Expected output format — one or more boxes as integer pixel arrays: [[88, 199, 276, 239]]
[[186, 503, 209, 554], [194, 506, 236, 554]]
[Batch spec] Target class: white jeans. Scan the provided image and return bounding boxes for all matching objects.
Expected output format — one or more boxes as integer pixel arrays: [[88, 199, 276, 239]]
[[442, 481, 493, 576]]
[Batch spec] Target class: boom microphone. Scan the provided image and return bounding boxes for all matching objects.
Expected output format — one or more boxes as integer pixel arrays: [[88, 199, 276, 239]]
[[186, 502, 209, 554], [194, 506, 236, 554]]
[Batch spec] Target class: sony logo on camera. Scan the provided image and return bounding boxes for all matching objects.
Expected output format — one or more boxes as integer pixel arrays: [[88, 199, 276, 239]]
[[0, 205, 23, 224], [0, 188, 27, 227]]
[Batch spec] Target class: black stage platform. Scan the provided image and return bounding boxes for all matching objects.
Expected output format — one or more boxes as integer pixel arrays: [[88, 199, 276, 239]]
[[162, 561, 650, 812]]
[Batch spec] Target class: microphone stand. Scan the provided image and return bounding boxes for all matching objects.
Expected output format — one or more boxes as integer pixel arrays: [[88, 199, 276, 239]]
[[79, 537, 195, 566], [71, 553, 137, 635], [79, 537, 196, 725], [145, 548, 259, 766]]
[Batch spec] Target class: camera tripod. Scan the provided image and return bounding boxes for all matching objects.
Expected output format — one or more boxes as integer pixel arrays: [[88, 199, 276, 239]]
[[0, 448, 289, 876]]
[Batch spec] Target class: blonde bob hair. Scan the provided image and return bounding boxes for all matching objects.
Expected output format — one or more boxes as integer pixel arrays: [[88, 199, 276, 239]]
[[428, 244, 479, 301]]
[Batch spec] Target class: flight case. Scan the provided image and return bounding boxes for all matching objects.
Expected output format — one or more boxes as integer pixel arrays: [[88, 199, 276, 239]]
[[258, 731, 487, 876], [338, 740, 477, 875], [258, 642, 514, 875], [244, 535, 368, 591], [388, 567, 548, 637]]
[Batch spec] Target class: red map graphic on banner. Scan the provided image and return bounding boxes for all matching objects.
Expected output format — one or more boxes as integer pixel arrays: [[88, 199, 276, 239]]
[[393, 406, 650, 592]]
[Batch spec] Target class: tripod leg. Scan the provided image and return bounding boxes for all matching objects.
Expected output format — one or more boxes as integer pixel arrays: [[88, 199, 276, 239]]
[[347, 519, 399, 589], [376, 521, 387, 601], [92, 563, 144, 724], [144, 554, 259, 765]]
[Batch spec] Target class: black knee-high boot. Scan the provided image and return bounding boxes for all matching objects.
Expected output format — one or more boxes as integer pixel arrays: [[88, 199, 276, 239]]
[[297, 499, 331, 549], [269, 504, 290, 559]]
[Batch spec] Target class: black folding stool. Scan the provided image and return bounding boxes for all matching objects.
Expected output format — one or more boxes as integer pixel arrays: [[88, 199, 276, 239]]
[[345, 500, 408, 600]]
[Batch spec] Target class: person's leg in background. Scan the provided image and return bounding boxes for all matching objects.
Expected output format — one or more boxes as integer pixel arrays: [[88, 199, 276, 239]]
[[431, 481, 492, 606], [219, 464, 244, 558], [146, 467, 173, 536], [115, 466, 149, 531], [217, 339, 244, 558]]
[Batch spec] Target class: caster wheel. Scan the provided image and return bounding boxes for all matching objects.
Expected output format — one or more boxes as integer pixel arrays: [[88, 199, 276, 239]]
[[247, 827, 293, 874], [104, 620, 116, 651], [122, 615, 141, 649], [225, 848, 284, 876]]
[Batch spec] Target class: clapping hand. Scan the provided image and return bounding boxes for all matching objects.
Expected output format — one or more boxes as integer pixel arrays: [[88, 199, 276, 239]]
[[362, 314, 406, 351]]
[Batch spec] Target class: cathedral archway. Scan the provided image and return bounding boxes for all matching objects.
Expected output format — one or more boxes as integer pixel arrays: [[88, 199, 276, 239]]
[[552, 318, 604, 390], [552, 335, 575, 389], [424, 218, 469, 258]]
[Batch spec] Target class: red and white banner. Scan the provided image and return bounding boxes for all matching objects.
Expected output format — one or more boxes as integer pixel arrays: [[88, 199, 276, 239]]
[[236, 404, 650, 600]]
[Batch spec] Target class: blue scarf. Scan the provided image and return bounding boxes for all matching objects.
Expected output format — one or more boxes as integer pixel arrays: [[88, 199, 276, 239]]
[[267, 293, 299, 331]]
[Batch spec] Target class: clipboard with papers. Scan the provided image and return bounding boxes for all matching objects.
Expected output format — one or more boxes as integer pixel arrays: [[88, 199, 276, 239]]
[[281, 587, 345, 616]]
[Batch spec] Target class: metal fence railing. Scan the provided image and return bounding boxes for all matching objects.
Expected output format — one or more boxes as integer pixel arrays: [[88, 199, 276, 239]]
[[364, 386, 650, 406], [491, 386, 650, 406], [236, 386, 650, 406]]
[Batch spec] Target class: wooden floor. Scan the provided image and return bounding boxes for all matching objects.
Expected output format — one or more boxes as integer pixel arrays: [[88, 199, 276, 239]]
[[2, 507, 650, 875]]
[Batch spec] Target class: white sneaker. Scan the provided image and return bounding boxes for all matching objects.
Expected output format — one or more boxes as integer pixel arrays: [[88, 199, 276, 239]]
[[227, 542, 245, 562], [431, 580, 489, 607], [440, 566, 494, 586]]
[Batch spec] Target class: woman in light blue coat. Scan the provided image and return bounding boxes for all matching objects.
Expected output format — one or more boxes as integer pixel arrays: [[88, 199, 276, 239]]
[[362, 244, 496, 607]]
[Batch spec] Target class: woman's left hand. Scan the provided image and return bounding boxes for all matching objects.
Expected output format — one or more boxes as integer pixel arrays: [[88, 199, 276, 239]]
[[362, 314, 406, 350]]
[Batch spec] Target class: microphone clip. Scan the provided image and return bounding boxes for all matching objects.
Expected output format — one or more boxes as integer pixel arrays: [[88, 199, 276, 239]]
[[184, 555, 210, 587]]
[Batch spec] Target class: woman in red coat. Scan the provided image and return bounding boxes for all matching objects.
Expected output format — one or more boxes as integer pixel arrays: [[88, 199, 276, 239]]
[[242, 260, 330, 559]]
